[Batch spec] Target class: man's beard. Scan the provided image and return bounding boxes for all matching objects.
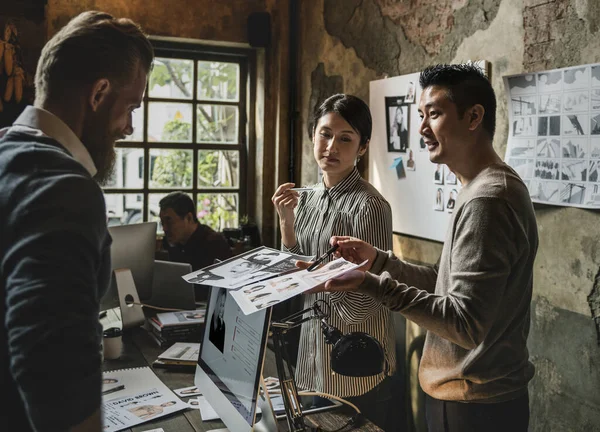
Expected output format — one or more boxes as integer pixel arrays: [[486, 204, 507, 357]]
[[81, 106, 118, 185]]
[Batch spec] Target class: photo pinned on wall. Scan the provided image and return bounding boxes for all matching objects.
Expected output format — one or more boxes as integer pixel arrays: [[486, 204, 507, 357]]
[[391, 156, 406, 179], [406, 149, 416, 171], [385, 96, 410, 153], [419, 136, 427, 152], [405, 81, 416, 103], [433, 163, 444, 184], [434, 188, 444, 212], [447, 189, 457, 213], [446, 169, 457, 185]]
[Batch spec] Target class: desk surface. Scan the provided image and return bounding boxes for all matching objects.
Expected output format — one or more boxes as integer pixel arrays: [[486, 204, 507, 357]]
[[103, 327, 383, 432]]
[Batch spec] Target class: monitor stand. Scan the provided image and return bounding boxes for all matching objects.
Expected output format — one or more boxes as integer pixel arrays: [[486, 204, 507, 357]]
[[114, 268, 145, 329], [207, 376, 280, 432]]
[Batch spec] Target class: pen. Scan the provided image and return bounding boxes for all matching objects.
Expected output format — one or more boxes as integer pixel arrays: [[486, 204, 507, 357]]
[[290, 187, 313, 192], [102, 384, 125, 395], [98, 310, 107, 319], [306, 244, 339, 272]]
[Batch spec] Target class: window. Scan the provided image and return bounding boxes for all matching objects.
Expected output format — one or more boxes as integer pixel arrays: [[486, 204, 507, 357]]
[[104, 41, 249, 233]]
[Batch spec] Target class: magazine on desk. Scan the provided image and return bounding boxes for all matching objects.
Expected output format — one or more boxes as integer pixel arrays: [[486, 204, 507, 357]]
[[182, 246, 314, 289], [101, 367, 188, 432]]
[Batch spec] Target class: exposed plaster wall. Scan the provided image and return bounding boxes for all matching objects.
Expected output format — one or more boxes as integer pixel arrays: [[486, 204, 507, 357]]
[[298, 0, 600, 428]]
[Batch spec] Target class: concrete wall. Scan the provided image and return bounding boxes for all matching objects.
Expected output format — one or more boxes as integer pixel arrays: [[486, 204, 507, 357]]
[[297, 0, 600, 430]]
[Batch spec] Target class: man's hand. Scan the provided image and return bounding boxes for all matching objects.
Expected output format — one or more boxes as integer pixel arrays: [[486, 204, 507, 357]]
[[306, 269, 366, 294], [330, 236, 377, 272]]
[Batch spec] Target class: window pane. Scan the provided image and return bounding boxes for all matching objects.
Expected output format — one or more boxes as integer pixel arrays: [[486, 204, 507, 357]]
[[197, 193, 239, 230], [104, 193, 144, 226], [119, 107, 144, 142], [197, 61, 239, 101], [148, 102, 193, 142], [149, 58, 193, 99], [197, 150, 239, 188], [105, 148, 144, 189], [148, 193, 166, 233], [149, 149, 193, 189], [197, 105, 238, 143]]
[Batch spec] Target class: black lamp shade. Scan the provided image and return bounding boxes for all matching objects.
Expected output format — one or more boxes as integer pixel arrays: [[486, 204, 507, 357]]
[[330, 331, 385, 377]]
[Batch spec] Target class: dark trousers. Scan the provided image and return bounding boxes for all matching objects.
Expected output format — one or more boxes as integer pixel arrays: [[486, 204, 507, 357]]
[[425, 392, 529, 432], [346, 377, 394, 431]]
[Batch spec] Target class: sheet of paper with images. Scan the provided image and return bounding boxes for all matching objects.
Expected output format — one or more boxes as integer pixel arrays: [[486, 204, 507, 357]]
[[158, 342, 200, 363], [101, 367, 188, 432], [181, 246, 314, 290], [174, 385, 202, 398], [230, 258, 368, 315], [504, 63, 600, 209], [155, 309, 205, 326]]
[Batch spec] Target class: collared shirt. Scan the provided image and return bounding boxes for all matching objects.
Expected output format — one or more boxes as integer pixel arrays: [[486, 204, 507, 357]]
[[0, 105, 97, 176], [284, 167, 396, 398]]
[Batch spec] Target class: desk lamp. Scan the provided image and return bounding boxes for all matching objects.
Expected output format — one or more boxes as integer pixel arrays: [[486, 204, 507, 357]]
[[270, 300, 385, 432]]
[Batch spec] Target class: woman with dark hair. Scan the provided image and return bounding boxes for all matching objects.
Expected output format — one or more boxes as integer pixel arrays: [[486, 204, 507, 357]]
[[271, 94, 396, 430], [208, 288, 227, 353]]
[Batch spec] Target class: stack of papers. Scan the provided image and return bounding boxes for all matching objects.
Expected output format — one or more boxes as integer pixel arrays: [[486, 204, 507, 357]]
[[182, 246, 366, 315]]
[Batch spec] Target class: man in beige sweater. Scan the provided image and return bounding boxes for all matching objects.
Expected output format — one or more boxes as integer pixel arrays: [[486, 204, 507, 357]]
[[310, 64, 538, 432]]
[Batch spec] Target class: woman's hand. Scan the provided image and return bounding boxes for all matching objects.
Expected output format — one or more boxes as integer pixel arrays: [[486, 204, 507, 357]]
[[272, 182, 299, 226]]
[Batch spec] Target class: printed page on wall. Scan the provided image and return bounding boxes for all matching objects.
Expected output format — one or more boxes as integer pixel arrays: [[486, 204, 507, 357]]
[[503, 63, 600, 208]]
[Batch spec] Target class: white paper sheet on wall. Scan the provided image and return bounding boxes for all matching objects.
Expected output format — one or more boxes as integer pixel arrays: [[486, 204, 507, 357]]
[[503, 63, 600, 208]]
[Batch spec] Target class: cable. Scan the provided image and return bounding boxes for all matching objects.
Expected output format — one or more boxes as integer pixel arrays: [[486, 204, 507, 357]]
[[267, 389, 362, 432]]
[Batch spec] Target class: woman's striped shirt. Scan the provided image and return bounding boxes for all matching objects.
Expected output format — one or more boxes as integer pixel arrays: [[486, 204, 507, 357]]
[[284, 168, 396, 398]]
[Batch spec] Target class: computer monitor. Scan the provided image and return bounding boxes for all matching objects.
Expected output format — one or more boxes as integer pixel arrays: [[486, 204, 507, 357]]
[[195, 286, 276, 432], [101, 221, 157, 310]]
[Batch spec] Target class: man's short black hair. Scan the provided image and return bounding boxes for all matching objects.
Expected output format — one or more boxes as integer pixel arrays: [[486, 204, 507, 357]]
[[159, 191, 198, 223], [419, 63, 496, 140]]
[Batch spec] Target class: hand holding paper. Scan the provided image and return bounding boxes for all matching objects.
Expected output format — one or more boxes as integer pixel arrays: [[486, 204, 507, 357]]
[[306, 269, 366, 294], [330, 236, 377, 272]]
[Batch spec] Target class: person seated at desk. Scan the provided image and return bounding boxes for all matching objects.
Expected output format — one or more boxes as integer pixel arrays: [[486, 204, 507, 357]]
[[159, 192, 232, 298]]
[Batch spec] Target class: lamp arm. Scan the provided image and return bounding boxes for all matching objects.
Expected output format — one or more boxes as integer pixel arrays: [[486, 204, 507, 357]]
[[271, 327, 310, 432]]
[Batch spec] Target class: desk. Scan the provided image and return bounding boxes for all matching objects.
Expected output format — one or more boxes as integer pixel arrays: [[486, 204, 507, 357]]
[[103, 327, 383, 431]]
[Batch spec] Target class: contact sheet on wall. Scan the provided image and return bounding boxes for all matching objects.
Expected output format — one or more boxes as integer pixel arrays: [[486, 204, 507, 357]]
[[504, 63, 600, 209]]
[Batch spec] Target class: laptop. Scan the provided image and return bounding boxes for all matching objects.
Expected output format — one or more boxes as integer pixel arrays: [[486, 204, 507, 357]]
[[150, 260, 196, 310]]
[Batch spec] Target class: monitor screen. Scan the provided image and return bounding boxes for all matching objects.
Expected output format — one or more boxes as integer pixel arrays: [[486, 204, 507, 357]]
[[195, 285, 271, 431], [101, 221, 157, 310]]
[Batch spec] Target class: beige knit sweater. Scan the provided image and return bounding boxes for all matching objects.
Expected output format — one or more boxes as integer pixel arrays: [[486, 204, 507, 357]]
[[359, 163, 538, 403]]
